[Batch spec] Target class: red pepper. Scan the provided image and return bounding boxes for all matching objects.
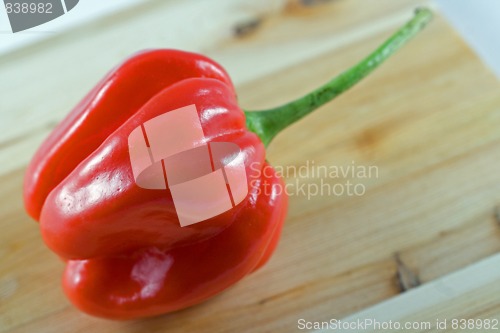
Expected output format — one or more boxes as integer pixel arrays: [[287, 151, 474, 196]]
[[23, 10, 431, 319]]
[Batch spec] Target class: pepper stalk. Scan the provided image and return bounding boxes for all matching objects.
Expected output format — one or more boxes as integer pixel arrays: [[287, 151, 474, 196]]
[[245, 8, 433, 146]]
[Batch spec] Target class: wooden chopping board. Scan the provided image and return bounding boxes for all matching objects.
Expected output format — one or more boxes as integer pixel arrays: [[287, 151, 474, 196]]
[[1, 0, 500, 332]]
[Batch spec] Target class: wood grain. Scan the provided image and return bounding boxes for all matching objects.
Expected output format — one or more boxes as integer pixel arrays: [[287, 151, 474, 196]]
[[326, 254, 500, 332], [1, 0, 500, 332]]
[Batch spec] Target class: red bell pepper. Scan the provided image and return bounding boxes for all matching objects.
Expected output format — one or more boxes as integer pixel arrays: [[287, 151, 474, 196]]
[[23, 9, 431, 319]]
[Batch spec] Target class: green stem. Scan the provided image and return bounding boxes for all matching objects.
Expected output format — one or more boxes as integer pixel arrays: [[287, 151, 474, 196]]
[[244, 8, 433, 146]]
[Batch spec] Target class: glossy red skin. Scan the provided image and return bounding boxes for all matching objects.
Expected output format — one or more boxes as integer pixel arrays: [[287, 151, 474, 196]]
[[63, 168, 286, 319], [24, 50, 234, 221], [23, 50, 288, 319]]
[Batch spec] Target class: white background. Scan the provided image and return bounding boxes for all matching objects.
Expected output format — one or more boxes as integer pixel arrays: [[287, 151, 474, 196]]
[[0, 0, 145, 52], [0, 0, 499, 79], [436, 0, 500, 79]]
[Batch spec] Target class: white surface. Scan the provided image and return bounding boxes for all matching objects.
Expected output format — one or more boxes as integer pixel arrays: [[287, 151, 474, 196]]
[[0, 0, 146, 54], [1, 1, 500, 80], [437, 0, 500, 79]]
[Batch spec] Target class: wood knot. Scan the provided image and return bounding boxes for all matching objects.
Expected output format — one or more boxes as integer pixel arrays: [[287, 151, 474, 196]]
[[394, 253, 420, 292]]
